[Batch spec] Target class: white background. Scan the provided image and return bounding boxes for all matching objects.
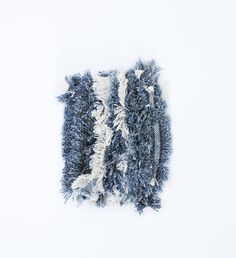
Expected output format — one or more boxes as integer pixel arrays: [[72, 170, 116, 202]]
[[0, 0, 236, 257]]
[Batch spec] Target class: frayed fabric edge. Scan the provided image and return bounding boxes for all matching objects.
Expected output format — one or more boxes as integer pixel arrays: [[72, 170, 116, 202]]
[[58, 59, 172, 213]]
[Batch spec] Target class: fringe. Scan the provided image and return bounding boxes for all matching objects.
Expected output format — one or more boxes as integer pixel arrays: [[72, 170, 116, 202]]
[[71, 75, 112, 204], [58, 72, 97, 200], [58, 60, 172, 213]]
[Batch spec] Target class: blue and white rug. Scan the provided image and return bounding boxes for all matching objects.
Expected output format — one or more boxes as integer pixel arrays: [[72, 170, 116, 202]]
[[58, 59, 172, 213]]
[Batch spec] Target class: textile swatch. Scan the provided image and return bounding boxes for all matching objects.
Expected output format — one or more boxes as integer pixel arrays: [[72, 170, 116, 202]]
[[58, 59, 172, 213]]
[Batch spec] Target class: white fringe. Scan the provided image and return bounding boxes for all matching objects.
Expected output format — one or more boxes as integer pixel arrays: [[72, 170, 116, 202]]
[[113, 71, 129, 140], [71, 75, 112, 202], [106, 189, 122, 206]]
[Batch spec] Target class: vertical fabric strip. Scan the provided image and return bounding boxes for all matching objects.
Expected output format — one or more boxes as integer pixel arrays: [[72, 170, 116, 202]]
[[71, 75, 112, 203], [58, 72, 96, 200], [103, 71, 129, 204], [113, 71, 129, 140]]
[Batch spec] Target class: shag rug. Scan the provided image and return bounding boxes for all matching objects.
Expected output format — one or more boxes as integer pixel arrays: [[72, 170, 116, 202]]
[[58, 59, 172, 213]]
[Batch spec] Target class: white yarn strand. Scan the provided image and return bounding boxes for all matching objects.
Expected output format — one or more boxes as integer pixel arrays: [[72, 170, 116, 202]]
[[71, 75, 112, 202]]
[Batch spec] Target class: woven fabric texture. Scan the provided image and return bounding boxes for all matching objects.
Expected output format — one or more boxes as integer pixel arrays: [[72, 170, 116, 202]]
[[58, 60, 172, 213]]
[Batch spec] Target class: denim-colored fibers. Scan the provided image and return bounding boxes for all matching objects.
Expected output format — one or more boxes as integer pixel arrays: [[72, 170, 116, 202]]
[[59, 60, 172, 213], [58, 72, 97, 200], [103, 71, 128, 201]]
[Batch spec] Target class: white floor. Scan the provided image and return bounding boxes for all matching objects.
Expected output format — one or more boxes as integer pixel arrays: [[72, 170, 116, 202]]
[[0, 1, 236, 257]]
